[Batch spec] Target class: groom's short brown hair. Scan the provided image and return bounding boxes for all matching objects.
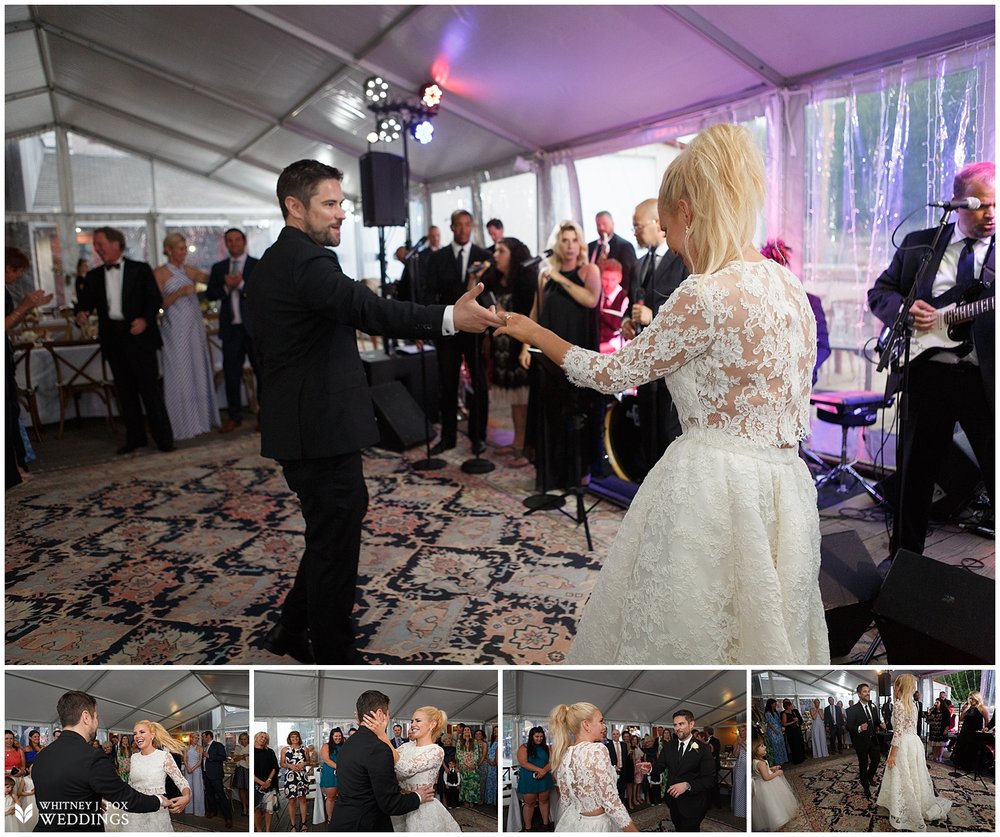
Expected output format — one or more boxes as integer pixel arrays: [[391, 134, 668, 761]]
[[357, 690, 391, 719], [57, 691, 97, 727], [856, 682, 870, 694], [672, 709, 695, 723]]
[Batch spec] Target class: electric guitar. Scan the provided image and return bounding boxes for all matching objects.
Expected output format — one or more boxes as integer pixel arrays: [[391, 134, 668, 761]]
[[910, 295, 994, 359]]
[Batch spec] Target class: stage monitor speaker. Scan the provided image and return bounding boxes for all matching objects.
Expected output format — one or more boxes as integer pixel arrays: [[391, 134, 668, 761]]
[[819, 530, 881, 658], [877, 672, 892, 697], [872, 549, 994, 664], [369, 380, 429, 451], [360, 152, 406, 228]]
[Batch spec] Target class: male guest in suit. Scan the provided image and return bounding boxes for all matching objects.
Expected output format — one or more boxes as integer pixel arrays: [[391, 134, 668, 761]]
[[201, 730, 231, 828], [588, 210, 637, 279], [914, 691, 924, 738], [486, 218, 504, 254], [705, 726, 722, 807], [605, 728, 627, 803], [622, 199, 690, 476], [396, 225, 440, 304], [649, 709, 715, 832], [390, 724, 405, 749], [207, 228, 259, 433], [32, 690, 176, 831], [74, 227, 173, 454], [868, 161, 994, 560], [845, 682, 885, 800], [250, 161, 500, 665], [425, 209, 492, 454], [824, 696, 844, 753], [329, 690, 434, 831]]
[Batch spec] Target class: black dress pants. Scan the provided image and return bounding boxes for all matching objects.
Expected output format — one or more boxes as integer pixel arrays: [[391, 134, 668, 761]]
[[222, 324, 258, 422], [279, 452, 369, 663], [104, 325, 173, 448], [854, 736, 881, 789], [637, 378, 681, 479], [436, 333, 488, 446], [667, 797, 707, 832], [893, 357, 993, 555], [203, 772, 229, 822]]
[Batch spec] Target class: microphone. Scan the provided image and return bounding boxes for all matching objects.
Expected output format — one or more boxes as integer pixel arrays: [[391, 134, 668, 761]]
[[633, 289, 646, 336], [521, 249, 554, 269], [403, 236, 428, 260], [466, 260, 490, 274], [928, 197, 982, 210]]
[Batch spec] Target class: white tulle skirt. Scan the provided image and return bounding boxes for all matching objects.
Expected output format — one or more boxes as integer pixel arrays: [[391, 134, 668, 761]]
[[751, 773, 800, 831], [876, 732, 953, 831], [567, 428, 831, 665], [555, 805, 617, 832], [390, 798, 460, 832]]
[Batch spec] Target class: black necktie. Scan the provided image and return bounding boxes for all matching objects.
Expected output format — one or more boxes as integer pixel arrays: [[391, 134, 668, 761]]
[[957, 237, 977, 288], [644, 249, 657, 289]]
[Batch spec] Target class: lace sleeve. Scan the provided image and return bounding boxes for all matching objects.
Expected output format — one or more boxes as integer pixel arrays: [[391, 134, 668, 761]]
[[579, 744, 631, 830], [562, 275, 714, 394], [892, 699, 916, 738], [395, 745, 443, 779], [163, 751, 190, 793]]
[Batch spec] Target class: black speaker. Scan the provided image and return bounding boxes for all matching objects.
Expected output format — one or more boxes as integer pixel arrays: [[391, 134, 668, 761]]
[[360, 152, 406, 227], [369, 381, 429, 451], [819, 530, 881, 657], [872, 549, 994, 664], [877, 671, 892, 696]]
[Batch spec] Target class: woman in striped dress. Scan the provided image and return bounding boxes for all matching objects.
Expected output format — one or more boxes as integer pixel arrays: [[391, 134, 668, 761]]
[[154, 234, 219, 439]]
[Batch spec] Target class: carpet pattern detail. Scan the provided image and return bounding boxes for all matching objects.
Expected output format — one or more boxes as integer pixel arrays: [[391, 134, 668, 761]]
[[6, 436, 621, 664], [779, 753, 994, 832]]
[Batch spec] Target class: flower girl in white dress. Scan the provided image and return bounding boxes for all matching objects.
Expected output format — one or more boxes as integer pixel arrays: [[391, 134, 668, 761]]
[[751, 734, 800, 831]]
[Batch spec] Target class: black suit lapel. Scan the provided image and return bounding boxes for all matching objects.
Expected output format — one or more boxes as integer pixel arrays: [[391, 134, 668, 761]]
[[915, 223, 955, 299]]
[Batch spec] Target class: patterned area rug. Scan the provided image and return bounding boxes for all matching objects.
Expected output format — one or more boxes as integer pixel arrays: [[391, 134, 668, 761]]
[[779, 753, 995, 832], [5, 435, 621, 664]]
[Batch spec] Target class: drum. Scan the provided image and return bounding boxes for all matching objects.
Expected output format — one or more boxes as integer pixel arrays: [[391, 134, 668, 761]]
[[603, 394, 647, 483]]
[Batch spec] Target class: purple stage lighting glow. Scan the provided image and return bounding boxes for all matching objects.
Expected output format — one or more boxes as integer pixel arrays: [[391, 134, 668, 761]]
[[412, 120, 434, 145]]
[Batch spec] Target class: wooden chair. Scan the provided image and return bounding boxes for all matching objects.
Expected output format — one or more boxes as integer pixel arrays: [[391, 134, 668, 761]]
[[12, 342, 44, 443], [47, 341, 117, 439]]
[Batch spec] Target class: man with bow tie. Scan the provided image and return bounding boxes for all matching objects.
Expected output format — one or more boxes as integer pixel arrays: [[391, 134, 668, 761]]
[[845, 683, 885, 800], [649, 709, 714, 832], [75, 226, 174, 455], [868, 161, 994, 561]]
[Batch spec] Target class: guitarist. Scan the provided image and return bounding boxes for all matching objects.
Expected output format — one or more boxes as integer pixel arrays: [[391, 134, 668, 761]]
[[868, 161, 994, 559]]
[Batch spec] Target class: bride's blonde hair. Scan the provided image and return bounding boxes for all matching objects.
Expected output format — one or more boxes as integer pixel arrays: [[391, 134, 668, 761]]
[[892, 674, 917, 724], [549, 702, 598, 772], [414, 706, 448, 741], [134, 720, 185, 755]]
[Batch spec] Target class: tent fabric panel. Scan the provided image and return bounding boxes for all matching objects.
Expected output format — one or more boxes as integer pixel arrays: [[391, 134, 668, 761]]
[[5, 28, 47, 93], [5, 94, 54, 137], [214, 158, 290, 201]]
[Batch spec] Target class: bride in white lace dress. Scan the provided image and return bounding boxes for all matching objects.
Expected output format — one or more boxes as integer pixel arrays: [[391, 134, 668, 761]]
[[108, 721, 190, 832], [877, 674, 953, 830], [497, 123, 830, 666], [549, 702, 644, 832], [363, 706, 460, 832]]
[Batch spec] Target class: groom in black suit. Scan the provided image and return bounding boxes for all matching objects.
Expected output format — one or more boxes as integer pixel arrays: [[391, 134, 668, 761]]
[[329, 690, 434, 832], [650, 709, 715, 832], [32, 691, 177, 831], [845, 682, 885, 799]]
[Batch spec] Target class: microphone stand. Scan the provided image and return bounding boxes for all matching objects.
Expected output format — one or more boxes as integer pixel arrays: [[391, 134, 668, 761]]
[[461, 267, 494, 475], [408, 248, 445, 472], [875, 208, 955, 570], [523, 348, 566, 512]]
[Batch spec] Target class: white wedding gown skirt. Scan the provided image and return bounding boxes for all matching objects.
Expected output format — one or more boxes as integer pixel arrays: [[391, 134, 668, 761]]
[[567, 428, 830, 665], [555, 805, 615, 832], [751, 773, 800, 831], [876, 732, 952, 831], [391, 743, 460, 833]]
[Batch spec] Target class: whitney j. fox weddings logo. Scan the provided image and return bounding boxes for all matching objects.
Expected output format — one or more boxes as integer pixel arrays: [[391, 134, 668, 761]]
[[36, 800, 131, 827], [14, 802, 35, 823]]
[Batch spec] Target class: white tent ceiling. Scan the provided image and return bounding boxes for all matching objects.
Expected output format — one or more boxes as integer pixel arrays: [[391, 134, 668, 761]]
[[255, 668, 499, 723], [5, 4, 994, 203], [4, 669, 249, 731], [505, 669, 746, 729], [753, 669, 963, 700]]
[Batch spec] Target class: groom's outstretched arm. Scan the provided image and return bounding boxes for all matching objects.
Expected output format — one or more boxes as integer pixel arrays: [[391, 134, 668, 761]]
[[650, 745, 670, 783], [370, 749, 421, 818]]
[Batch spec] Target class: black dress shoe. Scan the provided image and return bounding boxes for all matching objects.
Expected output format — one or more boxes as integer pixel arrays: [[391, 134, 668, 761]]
[[157, 443, 176, 453], [471, 441, 487, 455], [862, 786, 871, 800], [116, 443, 145, 455], [260, 624, 315, 663], [429, 439, 455, 455]]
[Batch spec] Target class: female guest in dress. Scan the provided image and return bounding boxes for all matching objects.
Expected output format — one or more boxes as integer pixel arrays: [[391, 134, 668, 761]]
[[319, 727, 344, 823], [763, 700, 788, 766], [809, 699, 829, 758], [751, 734, 799, 831], [253, 732, 279, 833], [111, 720, 190, 832], [281, 730, 310, 832], [549, 702, 641, 831], [498, 123, 829, 665], [782, 700, 806, 764], [4, 731, 24, 776], [153, 233, 219, 440], [23, 730, 43, 770], [183, 733, 204, 817], [518, 220, 602, 490], [731, 726, 747, 818], [474, 729, 489, 804], [485, 727, 499, 805], [232, 732, 250, 816], [114, 735, 132, 784], [517, 726, 554, 831], [952, 691, 991, 771], [629, 734, 645, 809], [361, 706, 461, 832], [927, 699, 948, 762], [484, 238, 537, 466], [456, 726, 481, 808], [877, 674, 953, 830]]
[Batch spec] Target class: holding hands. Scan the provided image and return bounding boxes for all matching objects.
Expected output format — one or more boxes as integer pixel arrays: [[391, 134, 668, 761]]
[[453, 282, 504, 333]]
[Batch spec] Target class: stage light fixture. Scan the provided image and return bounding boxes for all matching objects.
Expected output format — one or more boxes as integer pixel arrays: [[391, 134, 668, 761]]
[[412, 120, 434, 145], [420, 83, 443, 108], [364, 76, 390, 102], [366, 130, 379, 143], [378, 117, 401, 143]]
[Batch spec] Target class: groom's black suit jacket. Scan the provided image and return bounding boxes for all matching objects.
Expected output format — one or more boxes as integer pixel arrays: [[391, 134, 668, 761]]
[[31, 730, 161, 832], [845, 701, 882, 749], [649, 736, 715, 819], [328, 727, 420, 832]]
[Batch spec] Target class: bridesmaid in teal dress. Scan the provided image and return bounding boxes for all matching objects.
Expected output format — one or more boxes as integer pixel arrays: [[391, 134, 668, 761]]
[[764, 699, 788, 765], [517, 727, 553, 830]]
